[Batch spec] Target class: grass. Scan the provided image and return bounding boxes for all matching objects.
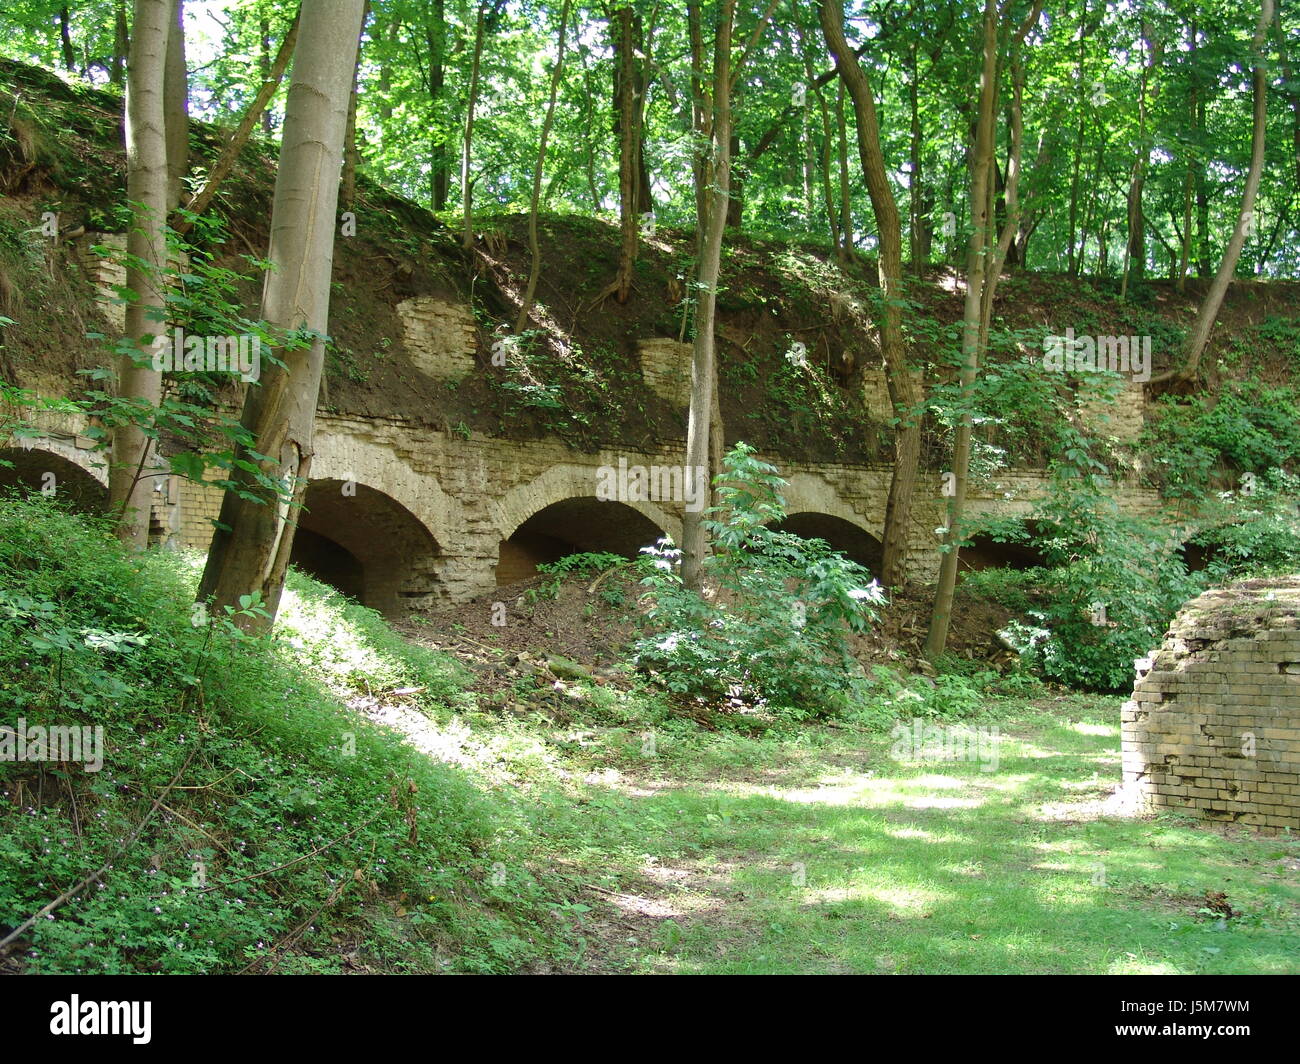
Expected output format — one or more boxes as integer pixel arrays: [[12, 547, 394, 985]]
[[1, 495, 1296, 975], [510, 698, 1300, 974]]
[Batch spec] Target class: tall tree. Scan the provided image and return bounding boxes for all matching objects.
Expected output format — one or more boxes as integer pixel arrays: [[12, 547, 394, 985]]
[[110, 0, 171, 548], [197, 0, 366, 629], [680, 0, 736, 591], [516, 0, 574, 331], [818, 0, 920, 590], [1152, 0, 1274, 386], [925, 0, 1042, 659]]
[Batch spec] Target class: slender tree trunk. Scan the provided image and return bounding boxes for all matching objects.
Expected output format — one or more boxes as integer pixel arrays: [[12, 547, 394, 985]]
[[461, 5, 487, 248], [516, 0, 573, 332], [835, 80, 852, 256], [1176, 160, 1194, 291], [924, 0, 1002, 659], [612, 7, 641, 303], [819, 0, 919, 589], [111, 0, 128, 86], [1152, 0, 1273, 385], [111, 0, 171, 548], [197, 0, 366, 629], [59, 6, 76, 73], [1194, 25, 1210, 277], [1121, 22, 1160, 300], [681, 0, 735, 592], [908, 41, 925, 271], [175, 6, 300, 232], [164, 0, 187, 213], [341, 1, 370, 210], [425, 0, 449, 210], [1066, 0, 1087, 276]]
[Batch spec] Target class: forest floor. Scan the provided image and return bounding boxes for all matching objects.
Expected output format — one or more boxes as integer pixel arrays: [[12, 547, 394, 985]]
[[393, 574, 1300, 975], [520, 697, 1300, 975]]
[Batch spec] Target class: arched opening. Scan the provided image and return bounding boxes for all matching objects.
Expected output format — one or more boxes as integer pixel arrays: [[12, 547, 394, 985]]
[[290, 479, 442, 615], [497, 497, 665, 586], [0, 448, 107, 513], [768, 512, 882, 575], [1178, 529, 1235, 574], [958, 534, 1048, 572]]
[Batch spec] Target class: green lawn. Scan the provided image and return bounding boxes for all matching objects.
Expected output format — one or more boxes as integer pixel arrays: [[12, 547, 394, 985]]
[[519, 695, 1300, 974]]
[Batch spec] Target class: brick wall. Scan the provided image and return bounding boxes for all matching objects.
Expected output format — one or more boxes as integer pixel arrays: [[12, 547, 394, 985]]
[[1121, 578, 1300, 833]]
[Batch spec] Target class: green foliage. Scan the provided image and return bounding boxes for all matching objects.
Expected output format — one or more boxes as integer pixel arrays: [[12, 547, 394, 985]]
[[1143, 381, 1300, 498], [527, 551, 627, 600], [0, 494, 560, 974], [994, 451, 1203, 692], [632, 444, 883, 717], [1188, 469, 1300, 580]]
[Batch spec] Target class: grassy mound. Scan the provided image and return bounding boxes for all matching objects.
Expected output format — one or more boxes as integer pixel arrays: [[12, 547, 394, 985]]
[[0, 493, 566, 974]]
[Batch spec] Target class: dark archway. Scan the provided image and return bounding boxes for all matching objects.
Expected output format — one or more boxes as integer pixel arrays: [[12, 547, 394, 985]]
[[958, 534, 1048, 572], [290, 479, 442, 614], [0, 448, 107, 513], [497, 497, 665, 585], [768, 512, 883, 575]]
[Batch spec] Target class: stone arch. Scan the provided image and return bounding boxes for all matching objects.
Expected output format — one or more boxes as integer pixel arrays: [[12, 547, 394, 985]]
[[308, 428, 455, 551], [958, 534, 1049, 572], [493, 463, 675, 586], [0, 445, 108, 513], [292, 479, 443, 615], [769, 512, 884, 574], [767, 472, 881, 572], [780, 472, 876, 531]]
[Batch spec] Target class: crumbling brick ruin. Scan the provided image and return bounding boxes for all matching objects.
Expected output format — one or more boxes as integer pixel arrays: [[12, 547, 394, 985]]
[[1122, 578, 1300, 832]]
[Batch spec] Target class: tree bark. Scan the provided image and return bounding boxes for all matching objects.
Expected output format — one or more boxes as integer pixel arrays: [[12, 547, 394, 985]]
[[1151, 0, 1273, 386], [516, 0, 573, 332], [197, 0, 365, 629], [924, 0, 1001, 659], [111, 0, 128, 86], [819, 0, 919, 590], [164, 0, 188, 213], [111, 0, 171, 548], [680, 0, 735, 592], [174, 6, 300, 233], [341, 1, 370, 210], [461, 5, 487, 247], [59, 6, 76, 73], [612, 7, 642, 303]]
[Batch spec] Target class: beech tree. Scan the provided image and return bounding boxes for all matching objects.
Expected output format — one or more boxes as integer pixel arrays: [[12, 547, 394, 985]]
[[197, 0, 366, 628], [109, 0, 171, 547]]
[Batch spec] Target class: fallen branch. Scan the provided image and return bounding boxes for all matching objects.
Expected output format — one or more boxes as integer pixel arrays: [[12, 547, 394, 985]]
[[0, 746, 198, 956]]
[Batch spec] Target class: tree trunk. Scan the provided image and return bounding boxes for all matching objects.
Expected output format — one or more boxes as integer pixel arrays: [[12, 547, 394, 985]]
[[461, 5, 487, 247], [175, 6, 300, 233], [680, 0, 735, 592], [516, 0, 573, 332], [835, 80, 852, 256], [612, 7, 641, 303], [164, 0, 188, 213], [197, 0, 365, 629], [924, 0, 1001, 659], [111, 0, 128, 86], [426, 0, 449, 210], [1120, 22, 1160, 300], [1151, 0, 1273, 386], [111, 0, 171, 548], [341, 1, 370, 210], [59, 6, 76, 73], [819, 0, 919, 590]]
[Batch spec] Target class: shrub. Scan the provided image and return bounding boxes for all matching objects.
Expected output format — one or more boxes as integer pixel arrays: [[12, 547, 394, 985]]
[[997, 459, 1202, 691], [632, 444, 883, 717]]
